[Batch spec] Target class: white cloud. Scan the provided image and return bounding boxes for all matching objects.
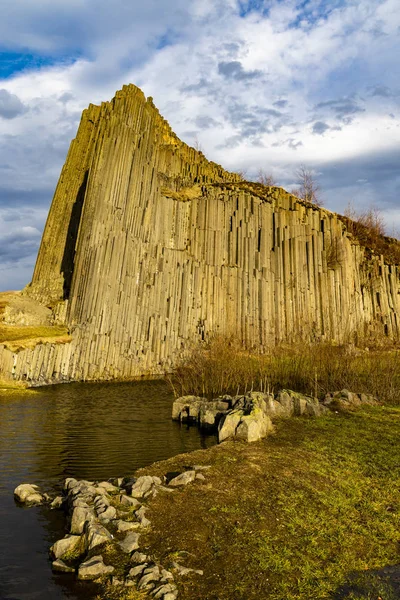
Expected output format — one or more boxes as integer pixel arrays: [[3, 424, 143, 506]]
[[0, 0, 399, 290]]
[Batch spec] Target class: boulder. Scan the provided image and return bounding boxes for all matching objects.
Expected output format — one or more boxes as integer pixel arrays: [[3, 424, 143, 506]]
[[97, 481, 119, 493], [50, 495, 64, 510], [293, 395, 308, 416], [120, 494, 141, 508], [84, 522, 112, 552], [131, 476, 160, 499], [50, 534, 82, 559], [171, 396, 206, 422], [136, 506, 151, 527], [131, 551, 148, 564], [77, 555, 114, 580], [172, 561, 203, 576], [14, 484, 44, 505], [119, 532, 140, 553], [360, 393, 378, 405], [236, 413, 273, 443], [70, 506, 95, 534], [52, 559, 75, 573], [138, 565, 161, 589], [218, 410, 243, 442], [168, 471, 196, 487], [199, 406, 219, 430], [153, 583, 178, 600], [276, 391, 294, 416], [116, 520, 140, 533], [98, 505, 117, 521], [129, 563, 148, 577]]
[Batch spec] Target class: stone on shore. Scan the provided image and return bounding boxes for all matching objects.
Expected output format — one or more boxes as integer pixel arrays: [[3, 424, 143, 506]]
[[70, 506, 95, 534], [168, 471, 196, 487], [120, 494, 141, 508], [52, 559, 75, 573], [116, 520, 140, 533], [14, 484, 44, 505], [77, 555, 114, 580], [130, 476, 160, 499], [218, 410, 243, 442], [119, 531, 140, 553], [50, 534, 82, 559], [236, 413, 273, 443], [84, 521, 112, 552]]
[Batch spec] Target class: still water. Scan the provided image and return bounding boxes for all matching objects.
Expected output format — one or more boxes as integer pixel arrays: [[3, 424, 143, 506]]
[[0, 380, 216, 600]]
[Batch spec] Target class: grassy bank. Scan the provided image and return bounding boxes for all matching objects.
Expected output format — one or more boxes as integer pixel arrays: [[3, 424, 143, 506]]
[[170, 337, 400, 405], [135, 406, 400, 600], [0, 325, 70, 351]]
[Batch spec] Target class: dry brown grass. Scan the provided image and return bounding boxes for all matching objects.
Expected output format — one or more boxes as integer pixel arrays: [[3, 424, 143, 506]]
[[339, 204, 400, 265], [169, 336, 400, 405]]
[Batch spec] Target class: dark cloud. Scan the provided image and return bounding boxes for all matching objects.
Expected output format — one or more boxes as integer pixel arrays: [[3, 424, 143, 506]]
[[273, 99, 288, 108], [217, 61, 262, 81], [314, 97, 365, 124], [181, 78, 216, 97], [368, 85, 393, 98], [0, 187, 52, 208], [272, 138, 302, 150], [221, 42, 242, 56], [318, 148, 400, 218], [312, 121, 330, 135], [58, 92, 75, 103], [194, 115, 219, 129], [0, 89, 26, 119], [216, 135, 242, 149], [0, 227, 40, 262]]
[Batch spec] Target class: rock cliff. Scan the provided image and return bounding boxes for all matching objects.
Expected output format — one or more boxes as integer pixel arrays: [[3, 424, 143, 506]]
[[1, 84, 399, 385]]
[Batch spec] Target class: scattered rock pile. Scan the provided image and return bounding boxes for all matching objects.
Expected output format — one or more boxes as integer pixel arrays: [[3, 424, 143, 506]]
[[14, 467, 208, 598], [172, 389, 379, 443]]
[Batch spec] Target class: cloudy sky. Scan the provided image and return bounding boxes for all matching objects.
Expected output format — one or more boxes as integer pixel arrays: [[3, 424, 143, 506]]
[[0, 0, 399, 291]]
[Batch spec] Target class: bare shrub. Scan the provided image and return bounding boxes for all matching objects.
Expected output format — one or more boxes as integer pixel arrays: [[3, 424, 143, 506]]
[[291, 165, 323, 206], [340, 202, 400, 265], [257, 169, 276, 186], [325, 238, 344, 270], [169, 336, 400, 405]]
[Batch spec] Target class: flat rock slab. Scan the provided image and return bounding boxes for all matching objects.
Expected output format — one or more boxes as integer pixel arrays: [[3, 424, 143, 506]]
[[120, 532, 140, 553], [52, 559, 75, 573], [168, 471, 196, 487], [78, 555, 114, 580], [116, 520, 140, 533]]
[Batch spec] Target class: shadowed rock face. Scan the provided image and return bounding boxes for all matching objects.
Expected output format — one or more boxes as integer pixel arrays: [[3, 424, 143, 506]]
[[1, 83, 400, 385]]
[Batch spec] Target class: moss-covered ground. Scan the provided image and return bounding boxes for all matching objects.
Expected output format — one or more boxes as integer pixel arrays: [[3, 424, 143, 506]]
[[0, 325, 70, 351], [131, 406, 400, 600]]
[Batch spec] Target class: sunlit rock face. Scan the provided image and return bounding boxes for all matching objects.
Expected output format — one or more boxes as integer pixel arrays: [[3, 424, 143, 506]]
[[1, 84, 399, 385]]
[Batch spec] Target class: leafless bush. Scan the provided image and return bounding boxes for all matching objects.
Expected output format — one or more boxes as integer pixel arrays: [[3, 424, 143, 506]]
[[291, 165, 323, 206], [257, 169, 276, 186], [169, 335, 400, 405]]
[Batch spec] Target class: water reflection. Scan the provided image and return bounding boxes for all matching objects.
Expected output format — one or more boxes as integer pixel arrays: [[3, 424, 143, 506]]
[[0, 380, 216, 599]]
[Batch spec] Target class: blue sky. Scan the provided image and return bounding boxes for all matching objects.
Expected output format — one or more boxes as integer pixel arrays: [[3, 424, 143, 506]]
[[0, 0, 399, 290]]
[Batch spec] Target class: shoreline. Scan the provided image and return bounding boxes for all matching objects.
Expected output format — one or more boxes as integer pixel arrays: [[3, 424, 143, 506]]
[[13, 390, 400, 600]]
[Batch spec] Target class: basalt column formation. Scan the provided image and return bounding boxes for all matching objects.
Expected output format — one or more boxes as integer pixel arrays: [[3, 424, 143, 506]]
[[0, 84, 399, 385]]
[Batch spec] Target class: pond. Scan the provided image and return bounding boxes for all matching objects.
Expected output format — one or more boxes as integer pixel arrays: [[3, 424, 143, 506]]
[[0, 380, 216, 599]]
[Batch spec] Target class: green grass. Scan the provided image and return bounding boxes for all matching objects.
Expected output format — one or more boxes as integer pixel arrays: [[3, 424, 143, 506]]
[[137, 407, 400, 600], [0, 325, 70, 351]]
